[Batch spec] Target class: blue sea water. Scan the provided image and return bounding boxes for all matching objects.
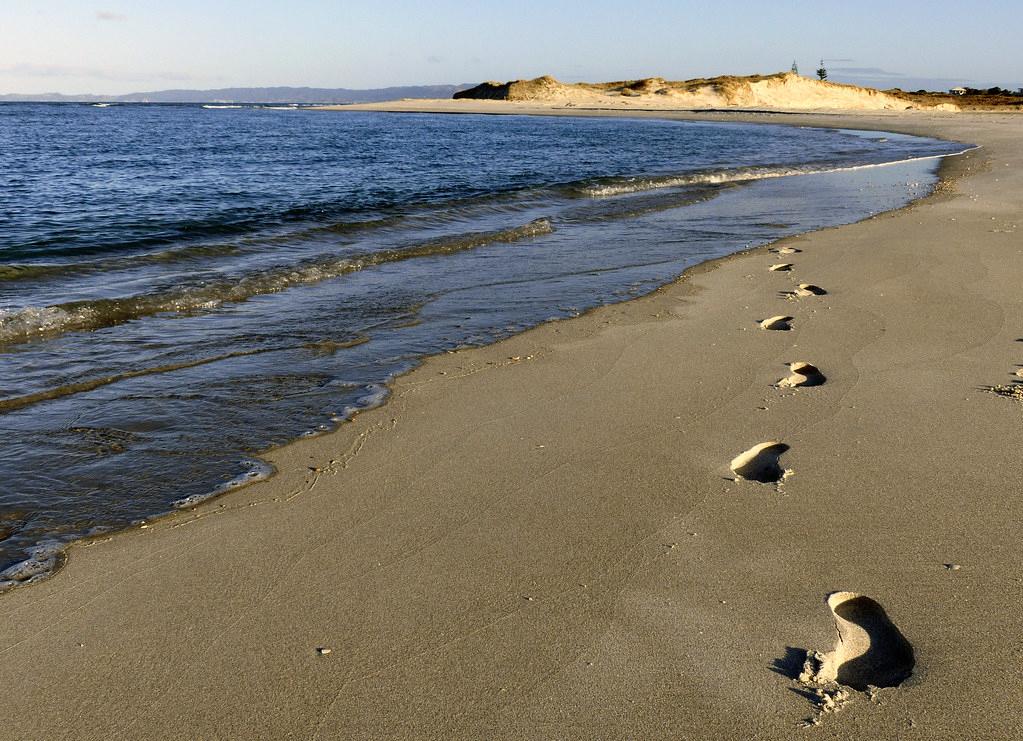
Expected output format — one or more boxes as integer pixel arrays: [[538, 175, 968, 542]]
[[0, 103, 968, 585]]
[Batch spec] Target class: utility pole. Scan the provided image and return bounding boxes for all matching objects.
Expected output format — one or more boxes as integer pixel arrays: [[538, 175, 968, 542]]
[[816, 59, 828, 81], [791, 60, 799, 75]]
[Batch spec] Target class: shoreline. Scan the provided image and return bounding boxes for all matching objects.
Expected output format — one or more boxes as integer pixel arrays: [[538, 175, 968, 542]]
[[0, 117, 970, 591], [2, 109, 1021, 738], [0, 114, 968, 591]]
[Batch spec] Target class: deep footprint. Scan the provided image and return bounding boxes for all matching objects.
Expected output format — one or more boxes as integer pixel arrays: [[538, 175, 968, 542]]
[[777, 361, 826, 388], [730, 441, 789, 483], [760, 315, 793, 331], [803, 591, 915, 691], [781, 283, 827, 300], [795, 283, 827, 296], [769, 263, 794, 272]]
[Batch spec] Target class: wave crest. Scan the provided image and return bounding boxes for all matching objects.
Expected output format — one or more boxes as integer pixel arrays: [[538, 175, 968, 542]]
[[0, 218, 553, 346]]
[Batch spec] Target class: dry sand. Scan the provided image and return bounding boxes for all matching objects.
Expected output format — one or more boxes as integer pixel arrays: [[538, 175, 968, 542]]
[[1, 107, 1022, 739]]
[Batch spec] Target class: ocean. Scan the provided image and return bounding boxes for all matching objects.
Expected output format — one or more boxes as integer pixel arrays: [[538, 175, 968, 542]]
[[0, 103, 968, 587]]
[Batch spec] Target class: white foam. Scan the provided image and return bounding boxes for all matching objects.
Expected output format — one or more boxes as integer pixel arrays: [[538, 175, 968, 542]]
[[172, 459, 273, 509], [579, 146, 979, 198], [0, 304, 98, 343], [0, 542, 64, 590], [336, 383, 390, 423]]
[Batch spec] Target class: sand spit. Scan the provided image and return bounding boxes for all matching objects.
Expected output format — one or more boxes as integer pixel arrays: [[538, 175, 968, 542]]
[[0, 112, 1021, 739], [452, 72, 961, 112]]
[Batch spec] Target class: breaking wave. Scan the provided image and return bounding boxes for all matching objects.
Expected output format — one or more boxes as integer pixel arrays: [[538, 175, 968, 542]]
[[0, 218, 554, 345], [572, 150, 977, 198]]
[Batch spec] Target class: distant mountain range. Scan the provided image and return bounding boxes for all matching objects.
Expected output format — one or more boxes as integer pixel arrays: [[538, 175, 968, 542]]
[[0, 85, 472, 104]]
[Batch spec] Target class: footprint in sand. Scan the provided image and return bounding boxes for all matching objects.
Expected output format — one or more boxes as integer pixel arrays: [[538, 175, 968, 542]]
[[777, 362, 826, 388], [782, 283, 828, 300], [800, 592, 915, 692], [769, 263, 794, 272], [771, 246, 801, 255], [795, 283, 827, 296], [730, 441, 789, 483], [1015, 367, 1023, 379], [760, 315, 793, 331]]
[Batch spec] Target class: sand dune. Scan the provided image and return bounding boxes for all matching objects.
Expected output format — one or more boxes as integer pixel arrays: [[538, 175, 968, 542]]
[[453, 72, 961, 112]]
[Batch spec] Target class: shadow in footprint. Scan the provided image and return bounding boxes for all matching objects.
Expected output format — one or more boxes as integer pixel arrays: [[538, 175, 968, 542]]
[[828, 592, 915, 690], [730, 441, 789, 483]]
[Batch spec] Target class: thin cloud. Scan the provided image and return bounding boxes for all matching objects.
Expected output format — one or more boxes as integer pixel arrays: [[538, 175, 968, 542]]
[[0, 63, 204, 83], [0, 63, 113, 79], [831, 67, 906, 78], [827, 66, 977, 90], [426, 55, 444, 64], [96, 10, 126, 21]]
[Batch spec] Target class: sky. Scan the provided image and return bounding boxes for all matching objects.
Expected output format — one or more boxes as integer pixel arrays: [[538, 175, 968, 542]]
[[1, 0, 1020, 94]]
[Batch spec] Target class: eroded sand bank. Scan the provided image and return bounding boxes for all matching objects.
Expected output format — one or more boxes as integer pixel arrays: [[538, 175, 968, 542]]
[[1, 109, 1021, 739]]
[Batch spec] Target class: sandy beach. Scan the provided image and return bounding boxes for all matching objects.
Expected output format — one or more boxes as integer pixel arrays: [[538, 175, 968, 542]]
[[1, 107, 1021, 739]]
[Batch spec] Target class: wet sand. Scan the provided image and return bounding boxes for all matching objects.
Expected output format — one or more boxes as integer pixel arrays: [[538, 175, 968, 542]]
[[1, 109, 1022, 739]]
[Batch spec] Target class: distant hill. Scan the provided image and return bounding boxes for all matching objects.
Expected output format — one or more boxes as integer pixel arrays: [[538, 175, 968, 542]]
[[0, 85, 472, 104]]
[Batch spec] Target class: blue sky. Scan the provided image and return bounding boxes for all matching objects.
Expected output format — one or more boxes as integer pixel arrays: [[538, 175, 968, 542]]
[[1, 0, 1020, 93]]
